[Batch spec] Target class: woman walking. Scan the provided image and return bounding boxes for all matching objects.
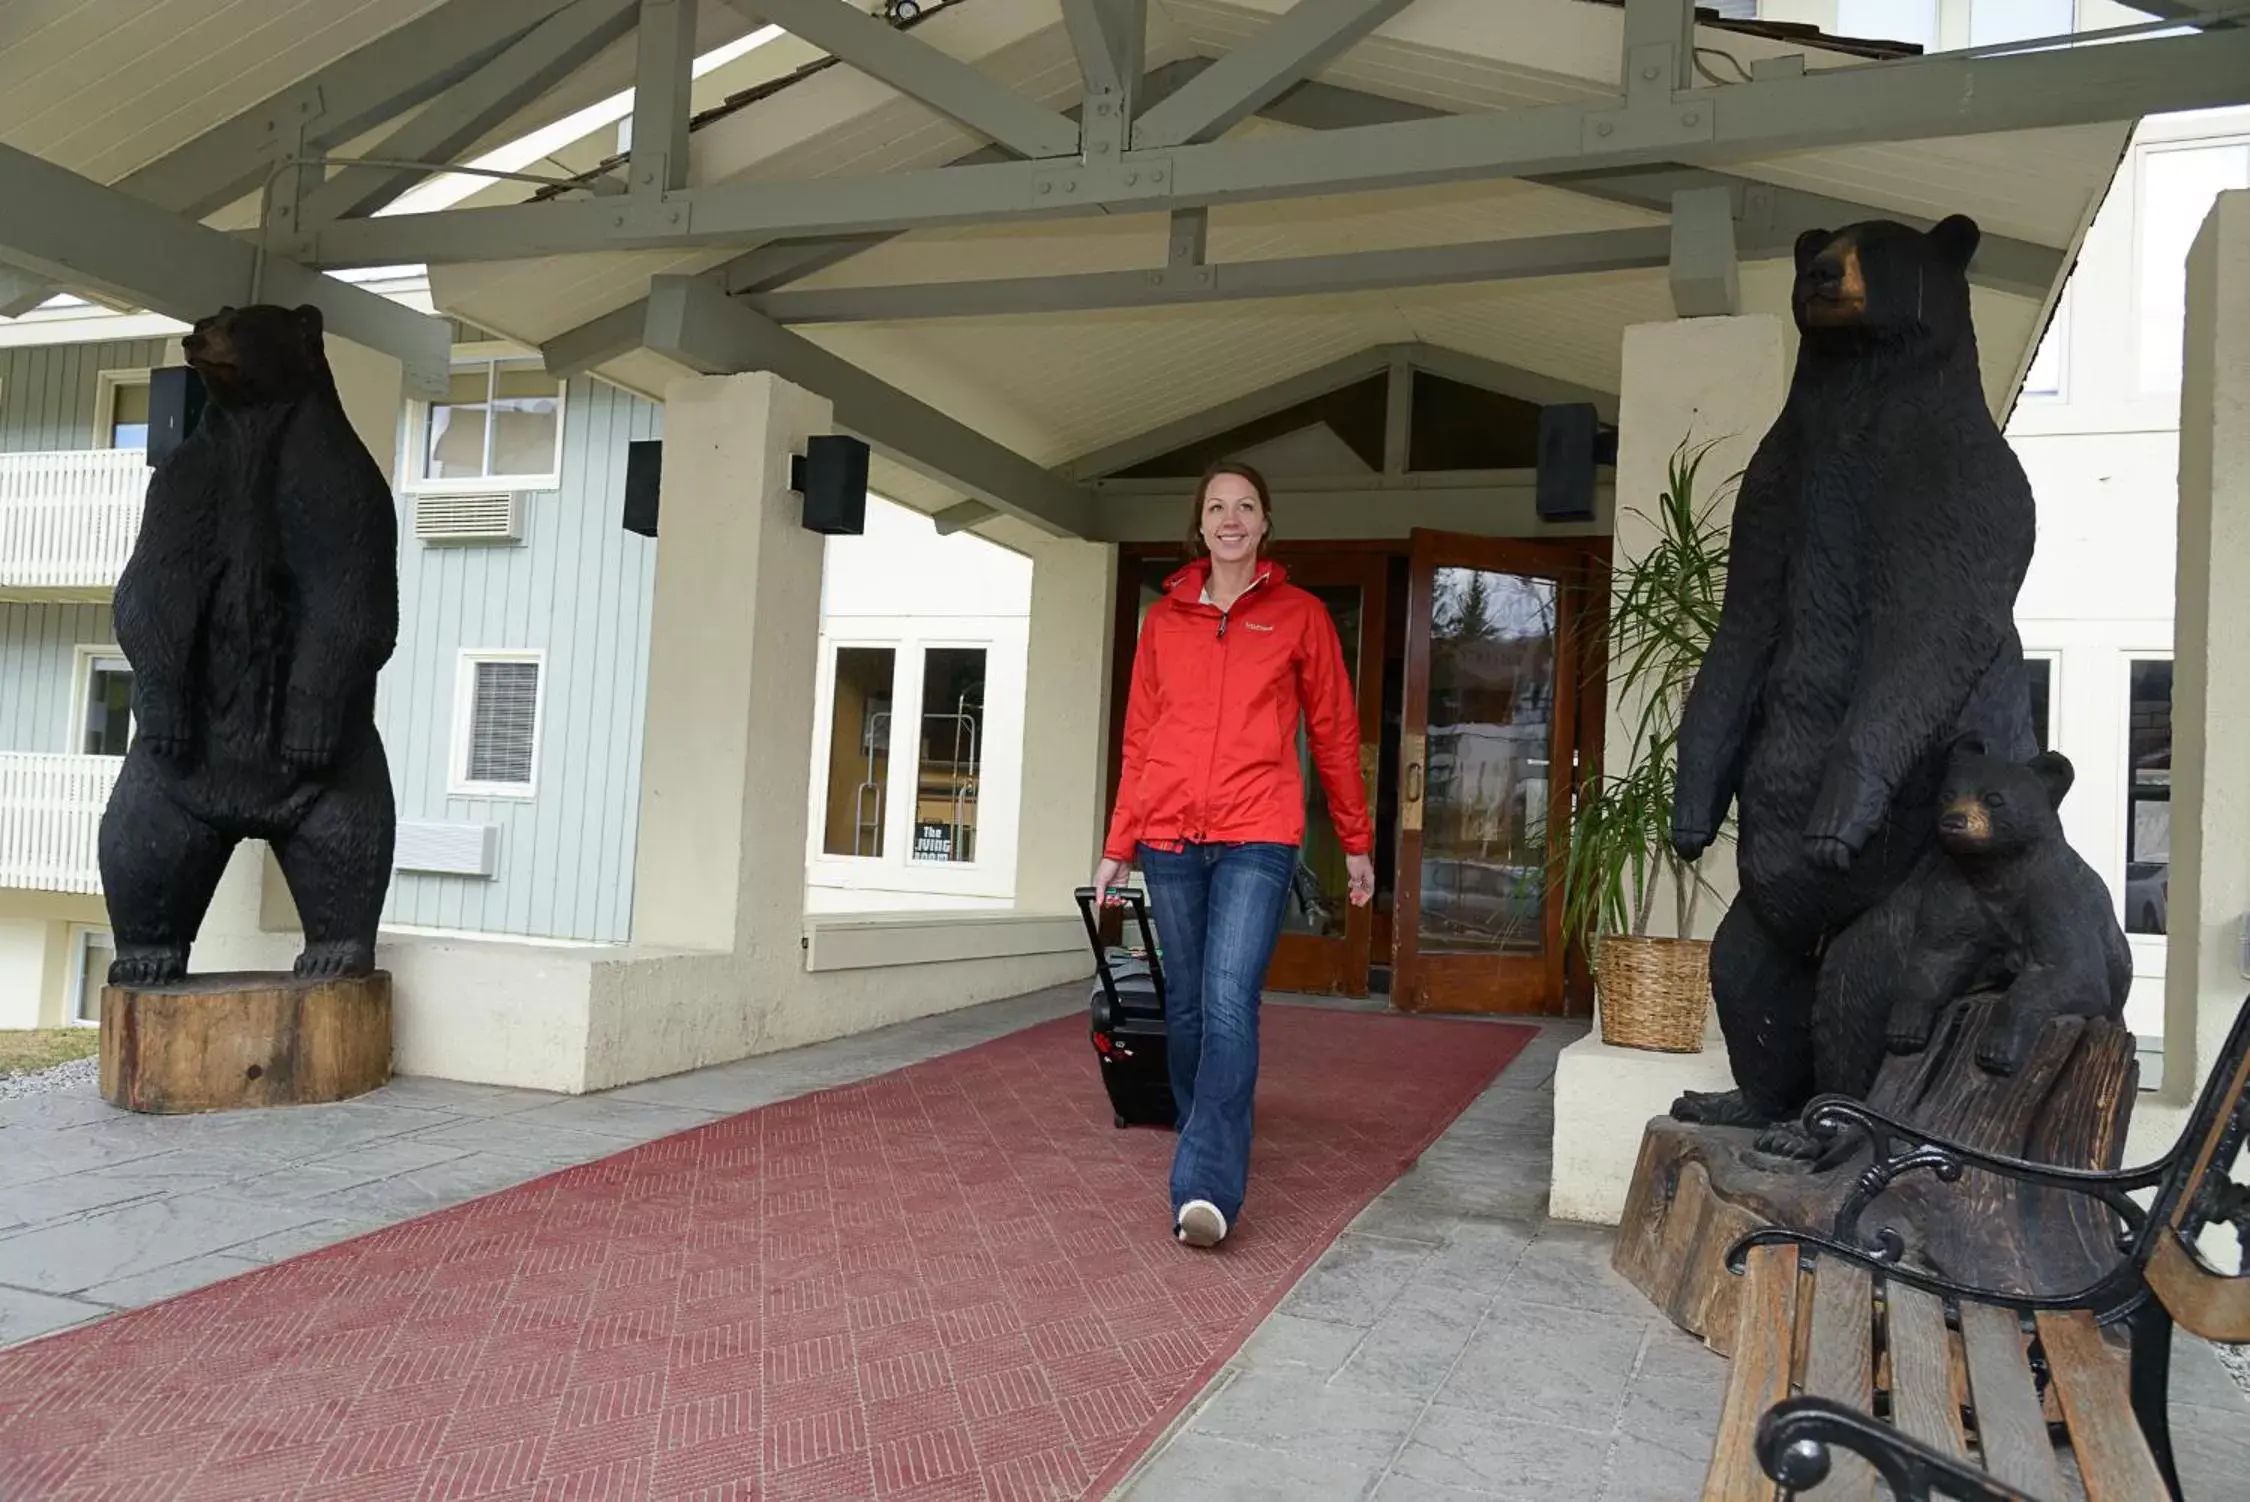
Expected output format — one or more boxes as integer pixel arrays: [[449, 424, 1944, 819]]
[[1094, 461, 1375, 1249]]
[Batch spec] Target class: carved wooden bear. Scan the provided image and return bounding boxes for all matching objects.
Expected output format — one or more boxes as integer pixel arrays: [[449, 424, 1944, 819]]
[[1885, 741, 2133, 1076], [98, 304, 399, 985], [1668, 215, 2040, 1133]]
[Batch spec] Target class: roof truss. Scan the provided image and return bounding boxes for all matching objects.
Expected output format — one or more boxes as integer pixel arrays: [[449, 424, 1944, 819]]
[[285, 16, 2250, 268]]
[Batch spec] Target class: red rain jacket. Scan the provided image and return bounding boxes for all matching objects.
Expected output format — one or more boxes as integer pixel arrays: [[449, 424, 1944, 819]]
[[1104, 557, 1374, 863]]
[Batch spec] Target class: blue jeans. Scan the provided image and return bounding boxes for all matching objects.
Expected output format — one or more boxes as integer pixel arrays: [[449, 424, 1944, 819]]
[[1136, 840, 1296, 1226]]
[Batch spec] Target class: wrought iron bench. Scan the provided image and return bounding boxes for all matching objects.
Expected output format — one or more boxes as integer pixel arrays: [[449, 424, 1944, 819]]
[[1697, 995, 2250, 1500]]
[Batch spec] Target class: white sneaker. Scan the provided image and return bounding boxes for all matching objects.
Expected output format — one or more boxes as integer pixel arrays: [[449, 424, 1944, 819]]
[[1175, 1200, 1228, 1247]]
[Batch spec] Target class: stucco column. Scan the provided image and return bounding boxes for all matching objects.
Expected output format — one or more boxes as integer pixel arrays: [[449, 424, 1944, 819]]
[[1012, 537, 1117, 909], [629, 371, 834, 953], [2146, 190, 2250, 1156], [1551, 312, 1789, 1224]]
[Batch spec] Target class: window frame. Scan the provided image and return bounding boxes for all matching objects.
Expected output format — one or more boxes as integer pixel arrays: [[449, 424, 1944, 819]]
[[2118, 650, 2174, 948], [66, 924, 113, 1027], [91, 367, 152, 451], [2131, 131, 2250, 397], [404, 345, 567, 496], [450, 648, 546, 800], [2022, 647, 2061, 753], [70, 644, 134, 757]]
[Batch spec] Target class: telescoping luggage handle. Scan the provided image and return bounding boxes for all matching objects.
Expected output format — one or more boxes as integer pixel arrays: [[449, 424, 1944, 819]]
[[1072, 885, 1166, 1011]]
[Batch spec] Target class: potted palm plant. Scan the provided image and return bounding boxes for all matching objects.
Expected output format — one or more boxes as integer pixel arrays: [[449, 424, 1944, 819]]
[[1557, 435, 1734, 1052]]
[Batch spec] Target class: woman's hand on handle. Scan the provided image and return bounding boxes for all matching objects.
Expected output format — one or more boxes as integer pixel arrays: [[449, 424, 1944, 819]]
[[1345, 852, 1375, 906], [1093, 858, 1130, 906]]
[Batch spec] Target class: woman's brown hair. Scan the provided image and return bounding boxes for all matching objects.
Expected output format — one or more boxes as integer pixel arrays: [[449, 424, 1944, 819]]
[[1183, 459, 1276, 558]]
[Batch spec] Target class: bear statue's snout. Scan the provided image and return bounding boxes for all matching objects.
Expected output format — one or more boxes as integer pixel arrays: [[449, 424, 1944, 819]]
[[1939, 810, 1970, 833]]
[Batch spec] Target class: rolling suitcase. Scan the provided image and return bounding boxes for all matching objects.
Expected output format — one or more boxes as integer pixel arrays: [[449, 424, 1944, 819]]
[[1074, 885, 1176, 1130]]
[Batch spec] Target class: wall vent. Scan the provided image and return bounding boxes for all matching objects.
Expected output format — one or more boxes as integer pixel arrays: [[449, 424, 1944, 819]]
[[394, 821, 500, 878], [413, 490, 522, 544]]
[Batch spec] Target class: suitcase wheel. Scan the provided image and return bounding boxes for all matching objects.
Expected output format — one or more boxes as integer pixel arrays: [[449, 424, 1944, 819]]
[[1114, 1114, 1128, 1130]]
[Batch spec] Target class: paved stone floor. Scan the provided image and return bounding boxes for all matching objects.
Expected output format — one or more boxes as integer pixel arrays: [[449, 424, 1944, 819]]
[[0, 988, 2242, 1500]]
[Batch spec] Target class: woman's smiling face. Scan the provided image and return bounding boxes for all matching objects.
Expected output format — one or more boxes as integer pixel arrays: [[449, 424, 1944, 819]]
[[1200, 471, 1268, 564]]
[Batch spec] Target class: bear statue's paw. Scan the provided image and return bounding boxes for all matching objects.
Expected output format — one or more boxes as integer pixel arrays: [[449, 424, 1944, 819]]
[[1669, 1087, 1780, 1128], [107, 945, 187, 987], [134, 729, 192, 764], [1752, 1119, 1825, 1162], [1670, 822, 1715, 863], [1885, 1000, 1941, 1055], [1974, 1007, 2033, 1077], [293, 940, 376, 980]]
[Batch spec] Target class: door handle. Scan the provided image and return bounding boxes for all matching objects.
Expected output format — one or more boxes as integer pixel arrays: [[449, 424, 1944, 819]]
[[1402, 731, 1425, 832]]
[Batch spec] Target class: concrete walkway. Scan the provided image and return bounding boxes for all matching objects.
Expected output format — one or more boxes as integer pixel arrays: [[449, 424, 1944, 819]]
[[0, 988, 2241, 1500]]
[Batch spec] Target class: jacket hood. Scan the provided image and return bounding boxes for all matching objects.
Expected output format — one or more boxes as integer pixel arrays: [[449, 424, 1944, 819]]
[[1162, 556, 1290, 602]]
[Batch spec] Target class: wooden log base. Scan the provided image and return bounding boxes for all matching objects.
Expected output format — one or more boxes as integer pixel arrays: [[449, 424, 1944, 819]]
[[100, 971, 393, 1114], [1612, 994, 2138, 1356]]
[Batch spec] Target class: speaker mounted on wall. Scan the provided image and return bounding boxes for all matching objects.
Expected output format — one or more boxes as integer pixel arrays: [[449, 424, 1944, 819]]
[[623, 439, 662, 537], [793, 434, 871, 536], [146, 365, 207, 469], [1535, 402, 1616, 524]]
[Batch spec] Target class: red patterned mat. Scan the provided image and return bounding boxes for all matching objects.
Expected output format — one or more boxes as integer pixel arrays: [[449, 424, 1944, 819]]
[[0, 1004, 1533, 1501]]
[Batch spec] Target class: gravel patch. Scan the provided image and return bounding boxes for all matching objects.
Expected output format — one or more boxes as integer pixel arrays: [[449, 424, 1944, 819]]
[[0, 1054, 100, 1100]]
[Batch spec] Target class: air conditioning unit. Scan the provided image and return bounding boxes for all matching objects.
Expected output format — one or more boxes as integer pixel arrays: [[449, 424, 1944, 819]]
[[393, 821, 500, 878], [413, 490, 523, 545]]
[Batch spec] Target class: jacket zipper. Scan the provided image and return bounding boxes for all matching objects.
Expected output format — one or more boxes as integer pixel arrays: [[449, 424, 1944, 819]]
[[1193, 568, 1270, 844]]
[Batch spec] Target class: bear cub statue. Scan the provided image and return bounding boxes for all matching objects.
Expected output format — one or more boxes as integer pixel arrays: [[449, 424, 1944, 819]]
[[1883, 739, 2132, 1076], [98, 303, 399, 987]]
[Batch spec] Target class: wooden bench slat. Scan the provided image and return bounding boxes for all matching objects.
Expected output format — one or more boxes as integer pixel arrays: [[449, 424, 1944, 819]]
[[1801, 1262, 1878, 1501], [1957, 1302, 2065, 1499], [1704, 1242, 1798, 1502], [2036, 1310, 2169, 1502], [1885, 1283, 1968, 1463]]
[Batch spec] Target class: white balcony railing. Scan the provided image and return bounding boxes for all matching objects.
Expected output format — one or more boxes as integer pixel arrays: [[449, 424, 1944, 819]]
[[0, 448, 148, 595], [0, 753, 123, 895]]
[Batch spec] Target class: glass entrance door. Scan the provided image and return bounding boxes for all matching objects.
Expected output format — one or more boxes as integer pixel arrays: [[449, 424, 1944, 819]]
[[1392, 531, 1596, 1015]]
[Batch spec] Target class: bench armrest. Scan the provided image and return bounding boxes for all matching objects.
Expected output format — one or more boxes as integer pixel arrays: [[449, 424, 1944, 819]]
[[1724, 1222, 2141, 1320], [1802, 1094, 2167, 1256], [1759, 1395, 2043, 1502]]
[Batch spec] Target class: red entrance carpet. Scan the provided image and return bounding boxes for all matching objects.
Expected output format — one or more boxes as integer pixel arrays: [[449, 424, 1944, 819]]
[[0, 1005, 1533, 1501]]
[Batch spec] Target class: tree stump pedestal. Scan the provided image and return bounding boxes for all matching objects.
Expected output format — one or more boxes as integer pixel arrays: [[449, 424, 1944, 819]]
[[1611, 994, 2139, 1356], [99, 971, 393, 1114]]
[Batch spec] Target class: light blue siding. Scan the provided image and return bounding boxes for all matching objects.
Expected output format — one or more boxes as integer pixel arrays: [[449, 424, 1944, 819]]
[[0, 338, 174, 451], [0, 604, 115, 753], [377, 376, 658, 943]]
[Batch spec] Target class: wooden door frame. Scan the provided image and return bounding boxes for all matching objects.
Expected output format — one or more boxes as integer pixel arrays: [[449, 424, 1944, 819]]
[[1392, 529, 1609, 1018]]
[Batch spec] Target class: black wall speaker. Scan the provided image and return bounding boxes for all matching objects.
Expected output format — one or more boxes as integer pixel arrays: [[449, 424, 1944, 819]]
[[146, 365, 206, 469], [793, 434, 871, 536], [623, 439, 662, 537], [1536, 402, 1609, 524]]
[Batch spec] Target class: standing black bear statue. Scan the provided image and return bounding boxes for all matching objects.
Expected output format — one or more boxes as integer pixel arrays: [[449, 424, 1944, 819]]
[[1885, 740, 2133, 1077], [1668, 216, 2040, 1134], [99, 304, 398, 985]]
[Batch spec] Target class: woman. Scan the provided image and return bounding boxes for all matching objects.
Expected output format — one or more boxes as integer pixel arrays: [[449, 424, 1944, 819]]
[[1094, 461, 1375, 1249]]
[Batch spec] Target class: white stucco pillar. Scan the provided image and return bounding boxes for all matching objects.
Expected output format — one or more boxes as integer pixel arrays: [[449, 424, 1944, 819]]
[[2139, 190, 2250, 1161], [629, 371, 834, 953], [1012, 537, 1118, 910], [1551, 312, 1789, 1224]]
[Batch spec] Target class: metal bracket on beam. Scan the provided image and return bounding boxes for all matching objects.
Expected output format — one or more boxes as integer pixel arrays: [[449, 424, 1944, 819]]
[[1580, 92, 1716, 154], [1032, 156, 1176, 207]]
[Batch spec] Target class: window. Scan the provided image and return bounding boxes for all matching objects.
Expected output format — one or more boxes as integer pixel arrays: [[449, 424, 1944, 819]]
[[2024, 655, 2053, 753], [822, 647, 895, 857], [1839, 0, 1937, 51], [70, 927, 113, 1026], [1968, 0, 2074, 47], [2137, 140, 2250, 393], [96, 371, 151, 449], [452, 652, 543, 796], [912, 647, 986, 865], [416, 359, 563, 487], [2125, 658, 2171, 938], [80, 651, 133, 756], [2021, 285, 2068, 399]]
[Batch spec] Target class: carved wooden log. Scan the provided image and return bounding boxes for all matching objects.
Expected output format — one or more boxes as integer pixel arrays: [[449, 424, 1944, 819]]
[[99, 971, 393, 1113], [1613, 994, 2137, 1355]]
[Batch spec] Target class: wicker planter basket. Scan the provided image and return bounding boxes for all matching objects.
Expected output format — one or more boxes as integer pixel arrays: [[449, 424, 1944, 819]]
[[1595, 935, 1713, 1053]]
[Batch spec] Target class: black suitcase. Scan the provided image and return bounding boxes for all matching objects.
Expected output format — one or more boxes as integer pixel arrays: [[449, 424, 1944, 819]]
[[1074, 886, 1176, 1130]]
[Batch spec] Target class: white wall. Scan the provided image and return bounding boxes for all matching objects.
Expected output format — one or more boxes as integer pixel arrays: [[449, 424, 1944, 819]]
[[2006, 102, 2250, 1046], [805, 495, 1033, 912], [0, 920, 46, 1030]]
